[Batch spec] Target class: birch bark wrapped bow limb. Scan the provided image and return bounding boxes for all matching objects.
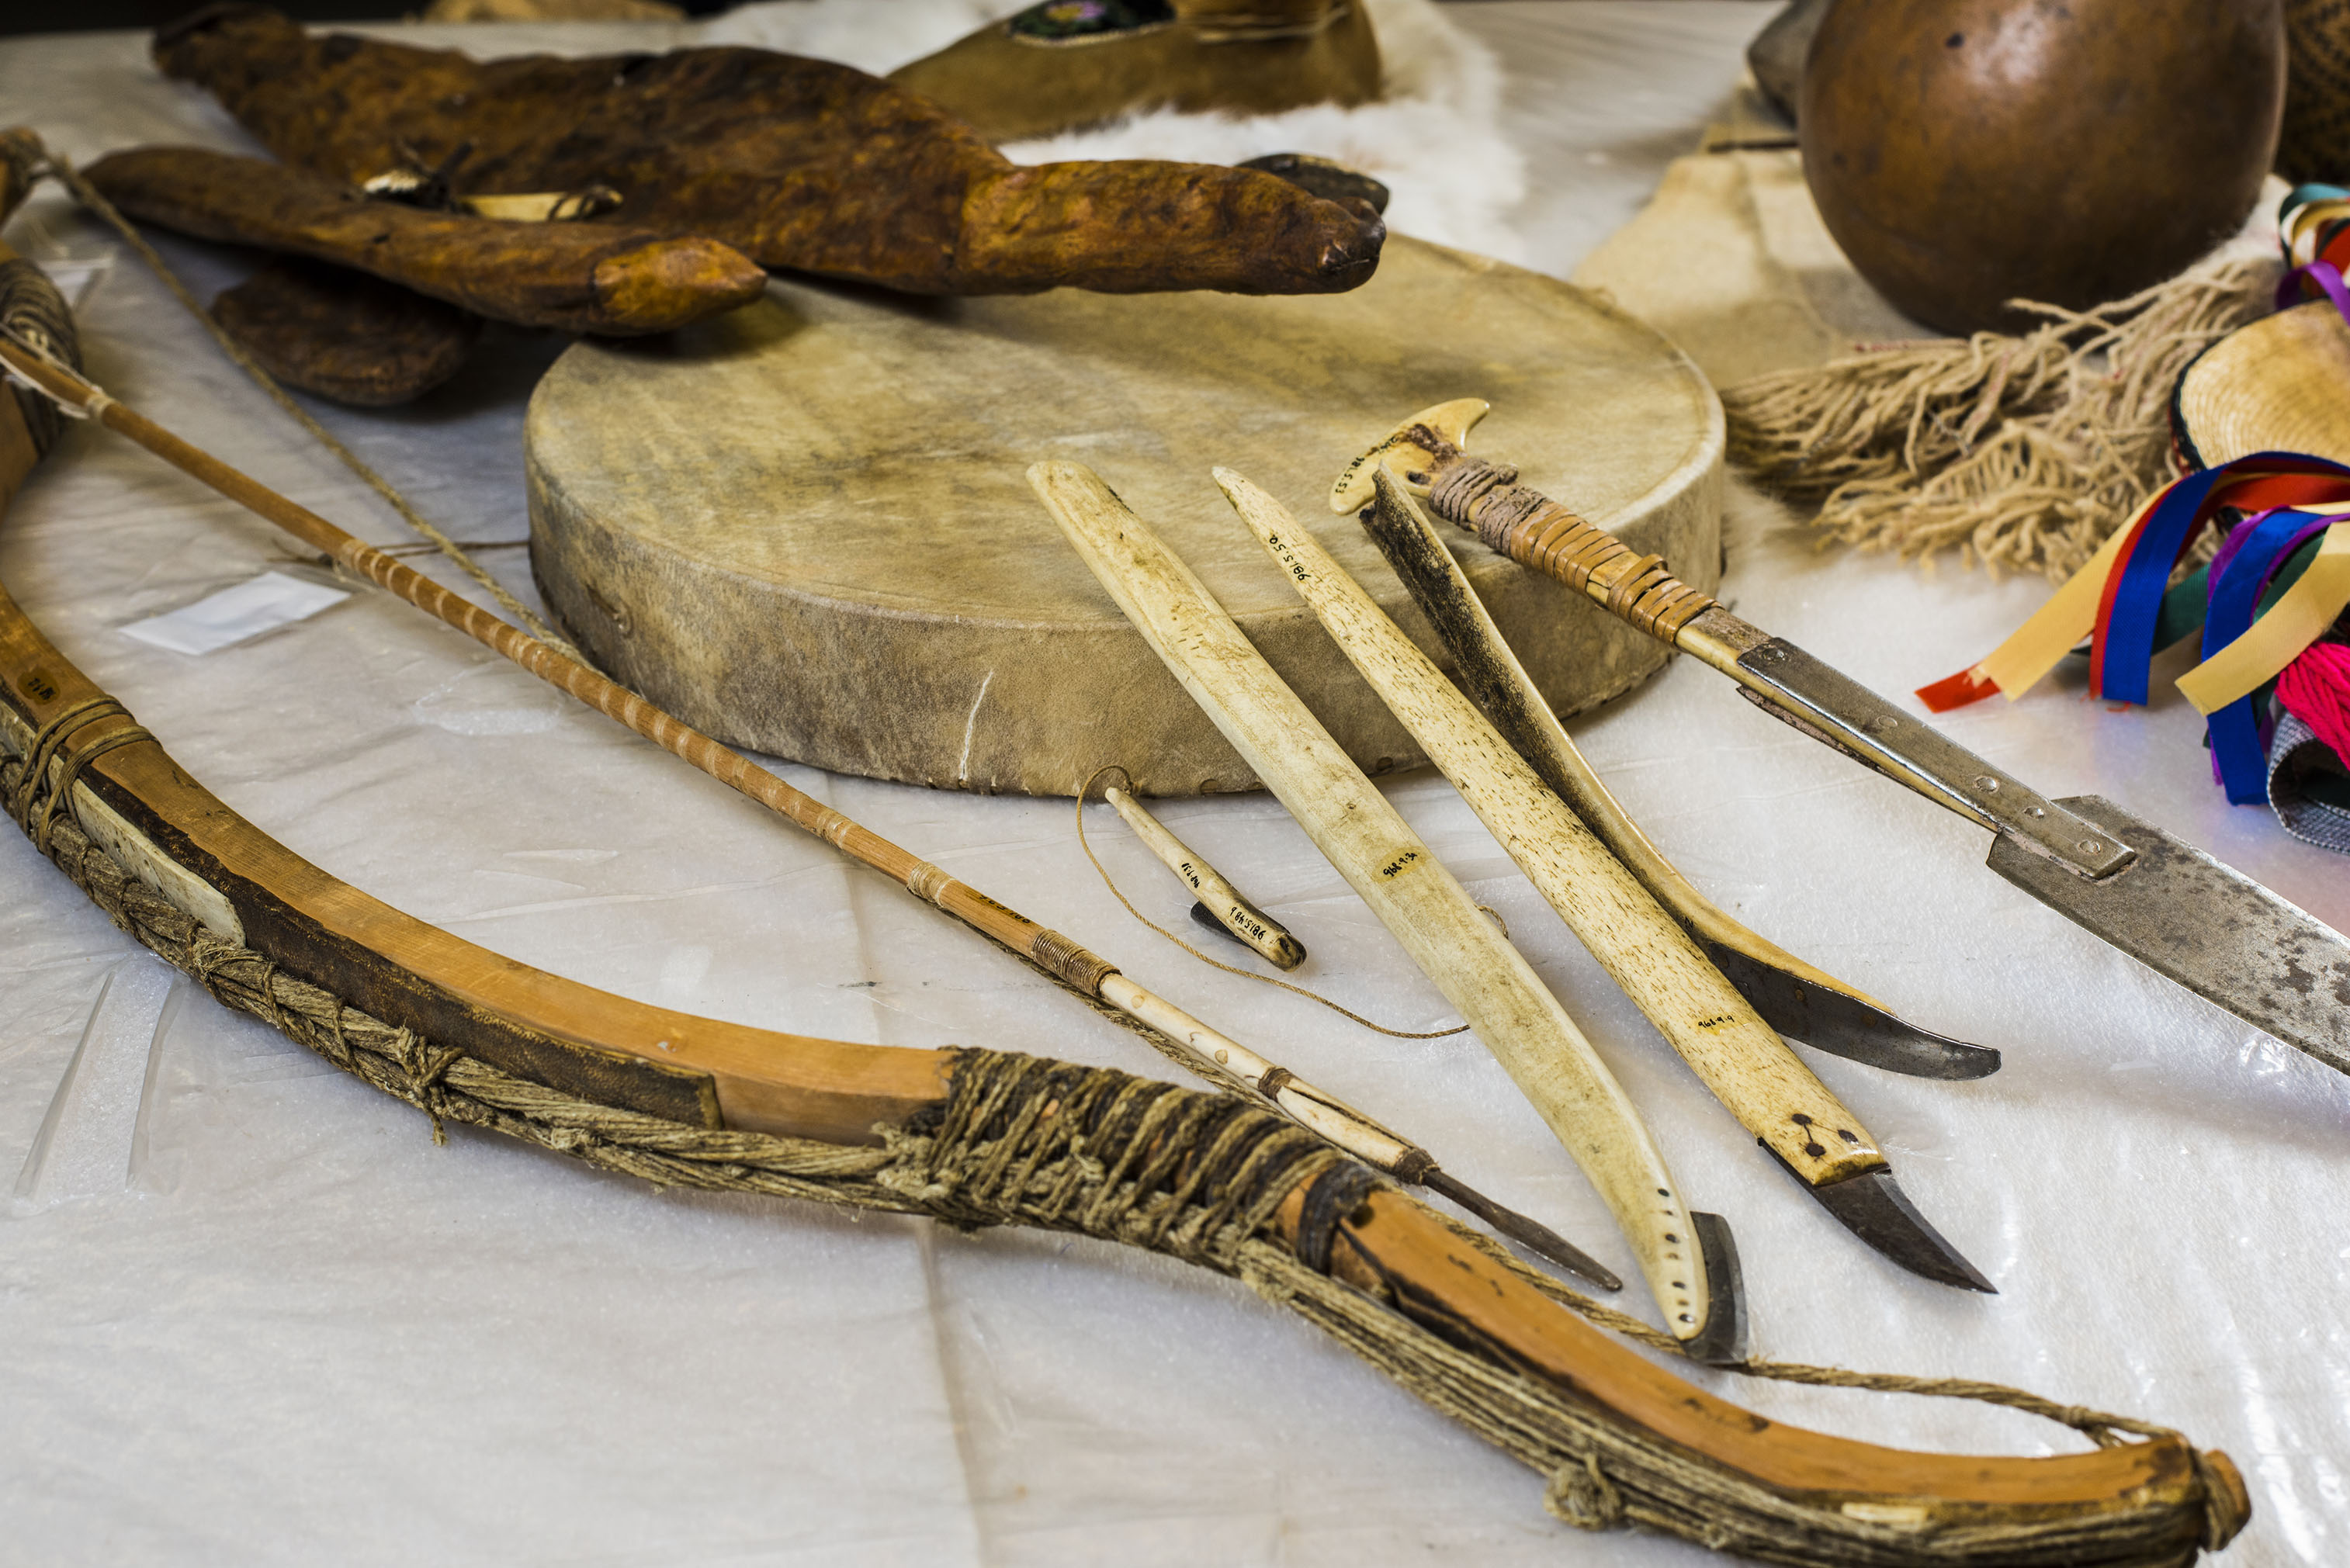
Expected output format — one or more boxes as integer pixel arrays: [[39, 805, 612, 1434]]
[[0, 239, 2254, 1568], [1027, 458, 1741, 1357], [1225, 464, 1995, 1293]]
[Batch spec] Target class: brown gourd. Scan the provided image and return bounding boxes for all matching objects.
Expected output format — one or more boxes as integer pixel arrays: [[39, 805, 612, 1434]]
[[1801, 0, 2286, 334]]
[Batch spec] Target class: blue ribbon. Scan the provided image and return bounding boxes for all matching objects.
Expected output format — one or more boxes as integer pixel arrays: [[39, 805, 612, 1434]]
[[2099, 469, 2246, 704], [2098, 453, 2350, 705], [2204, 510, 2341, 804], [2284, 182, 2350, 223]]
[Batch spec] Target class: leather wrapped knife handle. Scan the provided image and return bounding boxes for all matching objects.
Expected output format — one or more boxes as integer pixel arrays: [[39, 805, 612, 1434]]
[[1423, 456, 2135, 876], [80, 145, 768, 336], [1430, 459, 1721, 641]]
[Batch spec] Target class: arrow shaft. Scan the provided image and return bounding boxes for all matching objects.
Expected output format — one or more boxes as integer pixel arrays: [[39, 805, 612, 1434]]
[[0, 331, 1613, 1280]]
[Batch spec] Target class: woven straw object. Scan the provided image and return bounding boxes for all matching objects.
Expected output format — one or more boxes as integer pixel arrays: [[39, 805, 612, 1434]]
[[2173, 297, 2350, 469], [2282, 0, 2350, 183]]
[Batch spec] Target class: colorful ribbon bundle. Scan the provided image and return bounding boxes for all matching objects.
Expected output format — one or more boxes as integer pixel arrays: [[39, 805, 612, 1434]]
[[2282, 182, 2350, 274], [1920, 454, 2350, 806], [1912, 195, 2350, 827]]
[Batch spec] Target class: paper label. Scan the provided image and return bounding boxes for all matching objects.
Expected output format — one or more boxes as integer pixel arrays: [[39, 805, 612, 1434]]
[[120, 571, 348, 656]]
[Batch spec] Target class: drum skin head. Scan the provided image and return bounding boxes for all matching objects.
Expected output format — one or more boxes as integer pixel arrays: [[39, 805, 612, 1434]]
[[525, 236, 1724, 796]]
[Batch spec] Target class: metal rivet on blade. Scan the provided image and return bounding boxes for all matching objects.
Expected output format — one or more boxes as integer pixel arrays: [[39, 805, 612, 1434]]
[[2080, 839, 2104, 853], [2026, 805, 2047, 818], [1974, 776, 2000, 792]]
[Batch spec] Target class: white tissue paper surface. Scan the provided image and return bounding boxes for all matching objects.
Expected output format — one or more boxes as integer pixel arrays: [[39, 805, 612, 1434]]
[[2, 5, 2345, 1566]]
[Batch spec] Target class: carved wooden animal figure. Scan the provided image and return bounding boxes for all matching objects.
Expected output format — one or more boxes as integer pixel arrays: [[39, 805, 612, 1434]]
[[151, 5, 1386, 299]]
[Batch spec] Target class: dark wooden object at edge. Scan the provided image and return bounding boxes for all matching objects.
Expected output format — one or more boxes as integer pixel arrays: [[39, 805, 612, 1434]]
[[212, 257, 484, 405], [149, 4, 1385, 299], [2281, 0, 2350, 185]]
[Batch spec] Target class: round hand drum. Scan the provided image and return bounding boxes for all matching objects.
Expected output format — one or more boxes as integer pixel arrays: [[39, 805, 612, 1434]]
[[525, 235, 1723, 797]]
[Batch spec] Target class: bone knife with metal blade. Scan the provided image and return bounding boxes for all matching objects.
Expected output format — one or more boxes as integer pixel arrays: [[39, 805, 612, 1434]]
[[1353, 448, 1998, 1082], [1333, 401, 2350, 1075], [1243, 466, 1991, 1291]]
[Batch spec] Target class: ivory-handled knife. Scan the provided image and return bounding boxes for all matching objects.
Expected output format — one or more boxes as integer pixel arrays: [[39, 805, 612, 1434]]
[[1351, 453, 1997, 1082], [1336, 401, 2350, 1075], [1031, 458, 1745, 1360], [1229, 466, 1991, 1291]]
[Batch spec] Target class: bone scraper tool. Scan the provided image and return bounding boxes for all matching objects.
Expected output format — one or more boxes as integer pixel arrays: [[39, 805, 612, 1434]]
[[1035, 458, 1745, 1360], [1336, 401, 2350, 1076]]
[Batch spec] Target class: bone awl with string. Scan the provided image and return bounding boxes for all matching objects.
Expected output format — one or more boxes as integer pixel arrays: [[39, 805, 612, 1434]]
[[0, 327, 1617, 1293], [1334, 400, 2350, 1080]]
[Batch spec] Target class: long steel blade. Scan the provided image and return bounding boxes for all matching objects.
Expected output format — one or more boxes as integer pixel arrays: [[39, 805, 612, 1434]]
[[1988, 795, 2350, 1075], [1729, 639, 2133, 879]]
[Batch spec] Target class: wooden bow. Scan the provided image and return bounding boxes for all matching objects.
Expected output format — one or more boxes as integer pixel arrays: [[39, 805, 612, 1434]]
[[0, 236, 2244, 1566]]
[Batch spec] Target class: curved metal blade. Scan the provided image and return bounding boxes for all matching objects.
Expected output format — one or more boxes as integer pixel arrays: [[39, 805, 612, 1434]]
[[1422, 1168, 1622, 1292], [1682, 1212, 1749, 1365], [1700, 940, 2002, 1080], [1988, 795, 2350, 1078], [1789, 1161, 1997, 1293]]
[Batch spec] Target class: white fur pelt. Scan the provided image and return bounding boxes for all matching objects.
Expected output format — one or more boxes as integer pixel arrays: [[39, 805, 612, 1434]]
[[695, 0, 1529, 262]]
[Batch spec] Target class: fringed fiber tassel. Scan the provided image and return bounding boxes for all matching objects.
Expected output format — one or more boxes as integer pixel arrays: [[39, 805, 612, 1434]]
[[1721, 258, 2280, 581]]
